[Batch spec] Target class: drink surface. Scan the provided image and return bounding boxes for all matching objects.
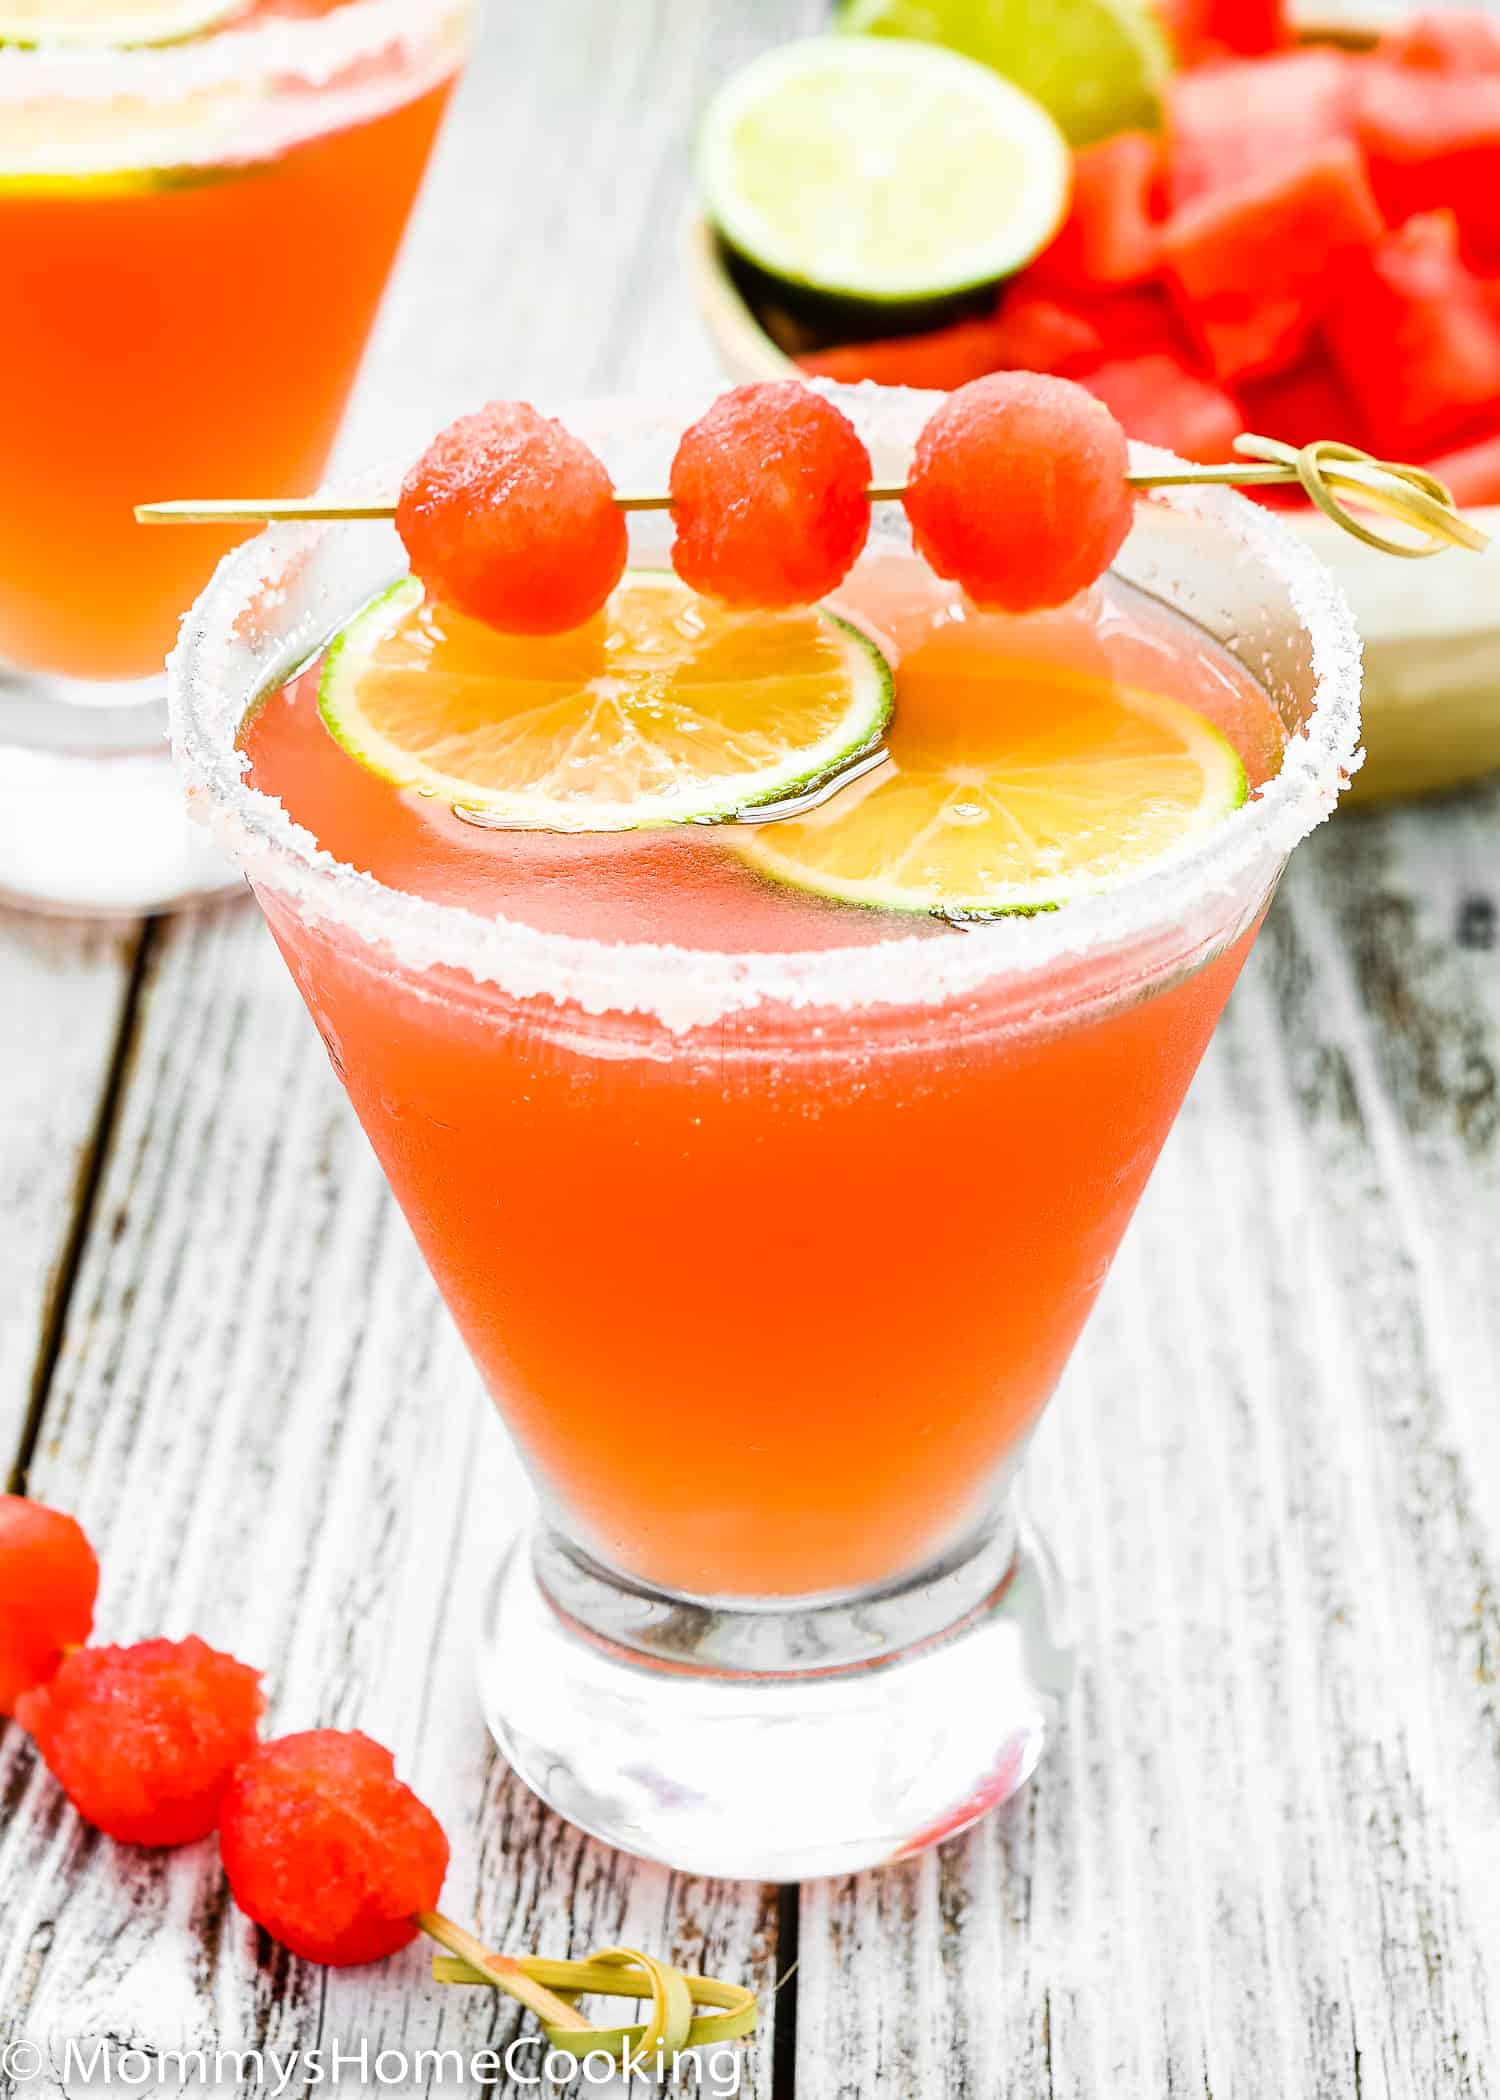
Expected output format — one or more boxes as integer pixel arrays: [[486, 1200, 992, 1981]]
[[243, 561, 1284, 1598], [0, 2, 459, 682]]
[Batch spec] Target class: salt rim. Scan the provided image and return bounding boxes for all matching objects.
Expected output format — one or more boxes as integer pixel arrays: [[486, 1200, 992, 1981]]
[[167, 385, 1365, 1036], [0, 0, 471, 169]]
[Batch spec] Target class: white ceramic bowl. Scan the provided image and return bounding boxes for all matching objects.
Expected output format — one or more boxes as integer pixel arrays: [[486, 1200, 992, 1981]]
[[686, 211, 1500, 803]]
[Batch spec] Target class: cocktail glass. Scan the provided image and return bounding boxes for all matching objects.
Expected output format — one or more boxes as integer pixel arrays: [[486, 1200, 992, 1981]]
[[168, 388, 1361, 1880], [0, 0, 474, 916]]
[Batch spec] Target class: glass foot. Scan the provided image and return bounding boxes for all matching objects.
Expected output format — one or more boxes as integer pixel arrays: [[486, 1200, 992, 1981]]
[[479, 1511, 1072, 1881], [0, 672, 242, 918]]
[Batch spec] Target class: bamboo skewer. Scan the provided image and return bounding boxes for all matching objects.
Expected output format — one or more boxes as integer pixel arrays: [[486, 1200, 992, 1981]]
[[135, 435, 1490, 562]]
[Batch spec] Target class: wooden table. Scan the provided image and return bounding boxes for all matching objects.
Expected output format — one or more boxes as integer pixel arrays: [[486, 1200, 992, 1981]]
[[3, 4, 1499, 2093]]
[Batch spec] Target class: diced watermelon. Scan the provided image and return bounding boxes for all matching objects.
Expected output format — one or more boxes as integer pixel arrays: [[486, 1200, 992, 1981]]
[[988, 292, 1104, 373], [1374, 10, 1500, 73], [1157, 0, 1288, 59], [1161, 141, 1384, 382], [1078, 354, 1244, 460], [1421, 423, 1500, 505], [1075, 284, 1200, 364], [1322, 209, 1500, 453], [1357, 62, 1500, 263], [1166, 50, 1361, 207], [1031, 132, 1162, 290], [797, 315, 1009, 390], [1238, 354, 1368, 451]]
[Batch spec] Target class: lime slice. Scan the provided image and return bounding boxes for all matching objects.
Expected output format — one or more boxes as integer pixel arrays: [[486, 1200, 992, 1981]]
[[0, 0, 242, 43], [699, 36, 1070, 306], [318, 573, 895, 834], [733, 634, 1247, 915], [837, 0, 1173, 148]]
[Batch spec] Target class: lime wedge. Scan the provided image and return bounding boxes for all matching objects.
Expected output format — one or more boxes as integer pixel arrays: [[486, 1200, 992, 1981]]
[[837, 0, 1173, 147], [733, 629, 1247, 915], [0, 0, 243, 43], [318, 573, 895, 834], [699, 36, 1070, 306]]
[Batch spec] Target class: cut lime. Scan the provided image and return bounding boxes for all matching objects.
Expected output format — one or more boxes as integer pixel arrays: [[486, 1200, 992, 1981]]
[[0, 0, 242, 43], [699, 36, 1070, 307], [837, 0, 1173, 147], [318, 573, 895, 834], [733, 633, 1247, 915]]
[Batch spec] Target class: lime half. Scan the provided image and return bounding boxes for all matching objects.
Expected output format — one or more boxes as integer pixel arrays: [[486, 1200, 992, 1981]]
[[318, 574, 895, 834], [0, 0, 243, 43], [733, 638, 1247, 915], [837, 0, 1173, 147], [699, 36, 1070, 306]]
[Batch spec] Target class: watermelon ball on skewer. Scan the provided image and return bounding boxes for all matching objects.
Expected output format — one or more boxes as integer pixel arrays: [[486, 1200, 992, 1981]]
[[396, 402, 629, 637], [0, 1495, 99, 1714], [16, 1636, 263, 1846], [903, 372, 1134, 613], [220, 1730, 449, 1967], [669, 382, 874, 608]]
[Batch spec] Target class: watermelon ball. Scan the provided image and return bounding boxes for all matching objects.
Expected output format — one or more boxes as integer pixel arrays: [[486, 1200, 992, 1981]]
[[903, 373, 1134, 614], [669, 382, 873, 608], [220, 1730, 449, 1968], [16, 1636, 263, 1847], [0, 1496, 99, 1715], [396, 401, 629, 636]]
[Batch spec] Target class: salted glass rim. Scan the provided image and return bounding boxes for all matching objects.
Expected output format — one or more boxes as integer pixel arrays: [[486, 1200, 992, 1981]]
[[168, 386, 1364, 1032], [0, 0, 465, 98]]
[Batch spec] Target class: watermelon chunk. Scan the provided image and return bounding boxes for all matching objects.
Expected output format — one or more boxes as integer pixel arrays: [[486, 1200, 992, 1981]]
[[988, 292, 1104, 373], [1167, 50, 1361, 207], [1374, 10, 1500, 73], [1032, 132, 1162, 290], [1421, 423, 1500, 506], [1161, 141, 1384, 382], [1078, 354, 1244, 461], [1155, 0, 1288, 59], [1322, 210, 1500, 453], [1238, 355, 1368, 452], [1357, 62, 1500, 263], [797, 315, 1009, 390], [1076, 284, 1200, 364]]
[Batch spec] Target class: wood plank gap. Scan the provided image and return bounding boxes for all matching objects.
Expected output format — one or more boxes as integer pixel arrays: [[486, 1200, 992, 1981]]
[[9, 917, 158, 1497], [772, 1882, 800, 2100]]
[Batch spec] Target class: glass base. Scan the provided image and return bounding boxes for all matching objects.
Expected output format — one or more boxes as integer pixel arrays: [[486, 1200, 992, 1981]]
[[0, 669, 243, 917], [479, 1508, 1072, 1881]]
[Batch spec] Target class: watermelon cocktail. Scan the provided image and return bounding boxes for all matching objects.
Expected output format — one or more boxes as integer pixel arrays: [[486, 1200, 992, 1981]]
[[167, 383, 1362, 1878], [0, 0, 471, 915]]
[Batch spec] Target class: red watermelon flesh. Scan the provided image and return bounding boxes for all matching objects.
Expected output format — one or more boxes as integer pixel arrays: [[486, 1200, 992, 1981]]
[[1078, 354, 1244, 460], [1374, 11, 1500, 73], [1421, 424, 1500, 505], [1357, 63, 1500, 263], [797, 315, 1010, 390], [1161, 141, 1384, 382], [1077, 285, 1201, 364], [988, 293, 1105, 373], [1167, 50, 1360, 207], [1238, 356, 1368, 453], [1032, 132, 1162, 290], [1322, 209, 1500, 453]]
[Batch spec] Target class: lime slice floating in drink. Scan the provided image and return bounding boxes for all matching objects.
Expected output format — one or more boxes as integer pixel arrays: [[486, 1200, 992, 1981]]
[[0, 0, 242, 42], [733, 634, 1247, 916], [698, 36, 1070, 306], [836, 0, 1173, 147], [317, 573, 895, 834]]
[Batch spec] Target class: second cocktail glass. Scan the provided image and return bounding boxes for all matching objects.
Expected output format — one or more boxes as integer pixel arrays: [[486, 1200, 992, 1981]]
[[0, 0, 473, 914], [168, 388, 1362, 1879]]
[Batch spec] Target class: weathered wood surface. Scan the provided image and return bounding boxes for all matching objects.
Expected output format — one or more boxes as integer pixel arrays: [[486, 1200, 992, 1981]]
[[0, 914, 140, 1477], [2, 0, 1500, 2095]]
